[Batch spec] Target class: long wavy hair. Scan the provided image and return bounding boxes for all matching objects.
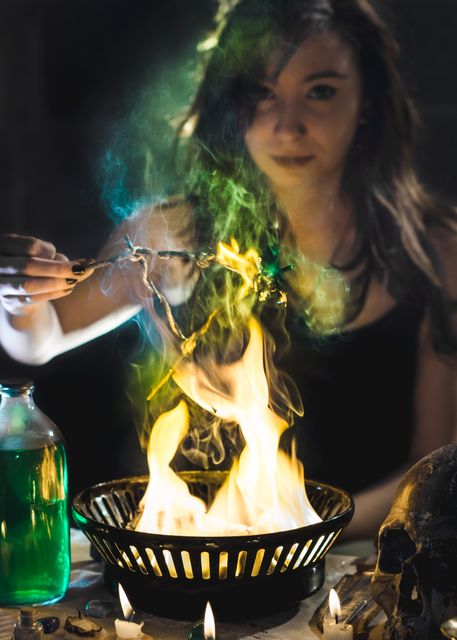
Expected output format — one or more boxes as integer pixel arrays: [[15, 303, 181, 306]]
[[173, 0, 457, 355]]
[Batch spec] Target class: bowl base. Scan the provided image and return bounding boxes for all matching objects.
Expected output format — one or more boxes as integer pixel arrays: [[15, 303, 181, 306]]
[[103, 558, 325, 621]]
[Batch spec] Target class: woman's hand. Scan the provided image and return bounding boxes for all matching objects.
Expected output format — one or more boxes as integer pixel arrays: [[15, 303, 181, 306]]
[[0, 233, 91, 317]]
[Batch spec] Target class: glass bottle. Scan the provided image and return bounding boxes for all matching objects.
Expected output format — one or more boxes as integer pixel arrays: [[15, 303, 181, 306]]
[[0, 379, 70, 606], [12, 609, 44, 640]]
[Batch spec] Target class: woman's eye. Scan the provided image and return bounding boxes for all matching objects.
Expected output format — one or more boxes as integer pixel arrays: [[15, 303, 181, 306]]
[[307, 84, 337, 100]]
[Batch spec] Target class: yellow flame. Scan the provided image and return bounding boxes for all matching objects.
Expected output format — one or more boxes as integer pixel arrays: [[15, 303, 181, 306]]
[[135, 238, 319, 537], [329, 588, 342, 618], [118, 583, 133, 620], [135, 317, 320, 537], [136, 400, 206, 534], [215, 238, 261, 300], [204, 602, 215, 640]]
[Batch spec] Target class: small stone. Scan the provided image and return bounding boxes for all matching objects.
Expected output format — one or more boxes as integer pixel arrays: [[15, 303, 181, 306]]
[[37, 617, 60, 634], [64, 615, 102, 637], [84, 600, 114, 619]]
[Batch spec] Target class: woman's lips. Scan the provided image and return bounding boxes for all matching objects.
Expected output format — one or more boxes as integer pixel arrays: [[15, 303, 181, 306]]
[[271, 155, 314, 167]]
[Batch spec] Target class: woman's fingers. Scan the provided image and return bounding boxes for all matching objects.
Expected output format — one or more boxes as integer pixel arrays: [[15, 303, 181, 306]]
[[0, 274, 78, 316], [54, 252, 70, 263], [1, 287, 75, 316], [0, 234, 57, 259], [0, 235, 95, 316], [0, 275, 80, 297], [0, 234, 94, 279], [0, 255, 88, 278]]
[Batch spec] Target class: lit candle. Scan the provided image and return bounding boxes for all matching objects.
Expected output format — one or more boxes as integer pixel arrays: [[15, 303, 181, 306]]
[[114, 583, 144, 639], [188, 602, 216, 640], [322, 589, 353, 640]]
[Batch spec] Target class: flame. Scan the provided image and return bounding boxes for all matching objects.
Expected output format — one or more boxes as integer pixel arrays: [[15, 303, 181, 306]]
[[119, 582, 134, 620], [204, 602, 215, 640], [329, 588, 342, 619], [215, 238, 261, 300], [135, 400, 206, 534], [135, 315, 320, 536], [134, 238, 320, 538]]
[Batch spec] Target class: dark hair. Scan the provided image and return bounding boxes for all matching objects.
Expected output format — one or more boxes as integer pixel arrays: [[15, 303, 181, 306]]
[[176, 0, 457, 354]]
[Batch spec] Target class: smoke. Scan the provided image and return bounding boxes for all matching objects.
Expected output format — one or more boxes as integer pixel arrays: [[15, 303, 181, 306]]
[[98, 46, 199, 225]]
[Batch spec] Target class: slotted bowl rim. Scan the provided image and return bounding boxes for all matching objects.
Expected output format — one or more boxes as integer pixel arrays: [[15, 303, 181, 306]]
[[71, 471, 354, 543]]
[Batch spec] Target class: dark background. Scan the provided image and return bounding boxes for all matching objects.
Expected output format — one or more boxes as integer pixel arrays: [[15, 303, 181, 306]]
[[0, 0, 456, 499]]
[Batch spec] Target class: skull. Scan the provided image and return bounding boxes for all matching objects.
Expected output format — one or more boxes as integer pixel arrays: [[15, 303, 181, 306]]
[[371, 444, 457, 639]]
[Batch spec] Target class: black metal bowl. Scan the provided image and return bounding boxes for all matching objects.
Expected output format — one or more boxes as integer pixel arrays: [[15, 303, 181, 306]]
[[72, 472, 353, 620]]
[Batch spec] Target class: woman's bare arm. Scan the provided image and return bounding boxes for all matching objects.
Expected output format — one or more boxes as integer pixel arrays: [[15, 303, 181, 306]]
[[0, 200, 199, 364]]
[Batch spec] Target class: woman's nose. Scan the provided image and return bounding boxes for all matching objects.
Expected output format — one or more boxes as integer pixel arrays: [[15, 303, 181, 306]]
[[274, 102, 307, 138]]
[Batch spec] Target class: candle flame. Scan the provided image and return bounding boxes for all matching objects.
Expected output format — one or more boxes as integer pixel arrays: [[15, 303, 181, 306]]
[[329, 588, 342, 619], [204, 602, 215, 640], [119, 582, 134, 620]]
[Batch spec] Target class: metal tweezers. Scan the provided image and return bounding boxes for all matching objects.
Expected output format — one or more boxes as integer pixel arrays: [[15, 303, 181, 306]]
[[83, 236, 216, 271]]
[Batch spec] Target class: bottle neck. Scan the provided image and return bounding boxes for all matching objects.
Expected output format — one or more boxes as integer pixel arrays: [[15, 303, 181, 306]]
[[0, 381, 62, 446], [14, 609, 44, 640], [19, 609, 38, 627], [0, 390, 36, 411]]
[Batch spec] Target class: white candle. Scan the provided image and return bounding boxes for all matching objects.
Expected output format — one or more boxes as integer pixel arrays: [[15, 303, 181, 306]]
[[323, 620, 353, 639], [114, 619, 144, 639], [323, 589, 353, 640]]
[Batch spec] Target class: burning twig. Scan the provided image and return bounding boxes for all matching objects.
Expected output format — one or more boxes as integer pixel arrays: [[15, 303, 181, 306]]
[[84, 235, 290, 307], [85, 241, 216, 272], [146, 309, 219, 401], [83, 235, 217, 342], [82, 235, 292, 401]]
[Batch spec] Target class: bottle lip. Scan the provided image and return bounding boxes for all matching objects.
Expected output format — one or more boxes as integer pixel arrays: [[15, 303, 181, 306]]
[[0, 378, 35, 395], [19, 608, 37, 623]]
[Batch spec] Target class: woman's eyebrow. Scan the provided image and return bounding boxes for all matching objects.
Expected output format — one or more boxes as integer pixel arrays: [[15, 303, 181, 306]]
[[304, 70, 348, 82], [263, 69, 348, 84]]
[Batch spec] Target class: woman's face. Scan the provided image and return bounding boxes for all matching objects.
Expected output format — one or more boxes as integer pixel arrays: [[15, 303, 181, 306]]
[[244, 31, 363, 195]]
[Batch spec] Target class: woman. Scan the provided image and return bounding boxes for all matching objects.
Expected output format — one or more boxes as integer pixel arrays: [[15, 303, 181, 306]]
[[0, 0, 456, 539]]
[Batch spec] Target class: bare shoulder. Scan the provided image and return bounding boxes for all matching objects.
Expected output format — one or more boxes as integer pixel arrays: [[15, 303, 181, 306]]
[[416, 223, 457, 360]]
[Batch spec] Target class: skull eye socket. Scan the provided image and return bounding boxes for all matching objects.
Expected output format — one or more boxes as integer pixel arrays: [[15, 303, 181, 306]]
[[379, 528, 416, 574]]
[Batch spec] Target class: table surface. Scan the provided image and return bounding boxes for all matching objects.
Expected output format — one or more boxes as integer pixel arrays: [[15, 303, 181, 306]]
[[0, 529, 384, 640]]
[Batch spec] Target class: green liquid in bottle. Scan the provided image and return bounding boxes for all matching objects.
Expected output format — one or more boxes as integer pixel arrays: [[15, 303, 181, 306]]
[[0, 441, 70, 606]]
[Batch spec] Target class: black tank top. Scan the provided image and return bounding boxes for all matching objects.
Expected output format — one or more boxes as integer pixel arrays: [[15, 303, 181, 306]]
[[276, 298, 424, 494]]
